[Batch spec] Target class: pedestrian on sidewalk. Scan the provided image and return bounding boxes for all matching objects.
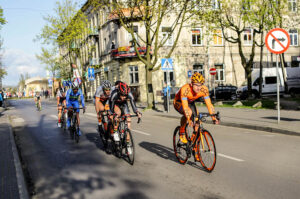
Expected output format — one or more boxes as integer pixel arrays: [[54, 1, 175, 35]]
[[163, 83, 171, 112], [0, 90, 3, 107]]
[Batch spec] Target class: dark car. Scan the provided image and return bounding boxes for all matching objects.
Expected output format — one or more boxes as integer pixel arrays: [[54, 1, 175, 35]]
[[210, 85, 237, 100]]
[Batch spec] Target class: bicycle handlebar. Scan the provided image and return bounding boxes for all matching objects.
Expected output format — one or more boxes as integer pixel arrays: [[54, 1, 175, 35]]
[[197, 111, 220, 121]]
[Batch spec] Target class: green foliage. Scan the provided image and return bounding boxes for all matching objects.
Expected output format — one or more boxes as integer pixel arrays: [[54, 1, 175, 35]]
[[18, 73, 30, 91], [36, 47, 60, 77], [0, 6, 6, 27]]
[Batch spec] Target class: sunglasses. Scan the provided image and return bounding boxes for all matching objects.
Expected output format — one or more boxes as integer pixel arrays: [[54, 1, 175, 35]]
[[103, 88, 111, 91]]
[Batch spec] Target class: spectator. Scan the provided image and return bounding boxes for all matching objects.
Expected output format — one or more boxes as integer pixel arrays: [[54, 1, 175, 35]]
[[163, 83, 171, 112], [0, 90, 3, 107]]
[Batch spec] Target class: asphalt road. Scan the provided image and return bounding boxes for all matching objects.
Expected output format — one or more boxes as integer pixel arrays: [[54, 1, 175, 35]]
[[7, 99, 300, 199]]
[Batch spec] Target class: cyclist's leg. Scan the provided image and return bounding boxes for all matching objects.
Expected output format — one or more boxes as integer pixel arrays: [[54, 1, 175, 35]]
[[73, 101, 80, 127], [58, 104, 62, 123], [173, 100, 192, 143], [113, 105, 122, 131], [97, 101, 105, 124], [67, 102, 74, 128]]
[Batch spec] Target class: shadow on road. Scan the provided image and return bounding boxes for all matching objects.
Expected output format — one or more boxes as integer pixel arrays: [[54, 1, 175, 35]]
[[139, 141, 207, 172]]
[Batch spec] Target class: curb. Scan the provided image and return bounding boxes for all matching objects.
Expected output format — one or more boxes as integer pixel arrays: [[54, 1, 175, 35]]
[[155, 114, 300, 137], [7, 116, 30, 199]]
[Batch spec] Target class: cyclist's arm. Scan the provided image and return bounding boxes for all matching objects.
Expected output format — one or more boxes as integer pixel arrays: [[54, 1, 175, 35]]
[[57, 97, 60, 106], [203, 89, 216, 121], [109, 92, 117, 114], [66, 90, 71, 107], [128, 92, 138, 114]]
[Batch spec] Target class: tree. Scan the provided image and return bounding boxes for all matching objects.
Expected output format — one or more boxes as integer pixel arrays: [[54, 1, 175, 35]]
[[94, 0, 194, 108], [18, 73, 30, 92], [36, 0, 88, 84], [0, 6, 7, 83], [201, 0, 273, 98]]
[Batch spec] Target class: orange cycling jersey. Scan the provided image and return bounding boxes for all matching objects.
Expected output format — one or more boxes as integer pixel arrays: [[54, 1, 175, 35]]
[[174, 84, 215, 121]]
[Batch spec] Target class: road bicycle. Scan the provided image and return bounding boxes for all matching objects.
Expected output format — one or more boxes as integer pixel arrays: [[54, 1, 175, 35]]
[[97, 110, 110, 148], [108, 114, 141, 165], [59, 105, 68, 131], [68, 107, 85, 143], [173, 112, 220, 172]]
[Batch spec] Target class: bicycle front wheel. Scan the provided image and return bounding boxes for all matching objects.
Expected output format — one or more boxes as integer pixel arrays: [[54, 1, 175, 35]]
[[124, 129, 135, 165], [197, 129, 216, 172], [173, 126, 188, 165]]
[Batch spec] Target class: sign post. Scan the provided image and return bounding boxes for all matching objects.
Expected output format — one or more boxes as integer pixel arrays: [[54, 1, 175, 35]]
[[209, 68, 217, 101], [265, 28, 290, 123], [161, 58, 173, 113]]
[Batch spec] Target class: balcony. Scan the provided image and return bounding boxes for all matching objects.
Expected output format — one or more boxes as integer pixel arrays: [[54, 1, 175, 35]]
[[89, 58, 100, 66], [111, 46, 152, 59], [88, 27, 99, 37]]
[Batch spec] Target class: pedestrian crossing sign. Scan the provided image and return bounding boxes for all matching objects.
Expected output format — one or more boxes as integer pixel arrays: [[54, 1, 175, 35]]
[[161, 58, 173, 71]]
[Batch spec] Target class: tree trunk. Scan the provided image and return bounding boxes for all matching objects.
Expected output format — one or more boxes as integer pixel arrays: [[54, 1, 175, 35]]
[[145, 65, 154, 109], [258, 32, 264, 98], [246, 64, 252, 98]]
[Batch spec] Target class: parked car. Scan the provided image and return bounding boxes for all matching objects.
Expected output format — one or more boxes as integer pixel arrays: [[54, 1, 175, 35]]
[[210, 85, 237, 100]]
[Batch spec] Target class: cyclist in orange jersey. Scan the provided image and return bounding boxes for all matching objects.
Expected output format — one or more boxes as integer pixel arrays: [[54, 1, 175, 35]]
[[173, 72, 219, 144]]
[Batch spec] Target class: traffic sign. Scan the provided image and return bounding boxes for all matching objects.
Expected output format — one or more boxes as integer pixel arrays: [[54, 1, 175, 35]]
[[161, 58, 173, 71], [209, 68, 217, 75], [265, 28, 290, 54]]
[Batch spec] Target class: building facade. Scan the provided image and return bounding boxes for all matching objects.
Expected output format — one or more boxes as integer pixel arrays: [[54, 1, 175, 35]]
[[60, 0, 300, 103]]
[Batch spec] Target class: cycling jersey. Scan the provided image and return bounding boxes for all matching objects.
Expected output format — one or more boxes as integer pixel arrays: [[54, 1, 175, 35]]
[[66, 88, 85, 113], [174, 83, 215, 121], [109, 89, 138, 114], [35, 94, 41, 100]]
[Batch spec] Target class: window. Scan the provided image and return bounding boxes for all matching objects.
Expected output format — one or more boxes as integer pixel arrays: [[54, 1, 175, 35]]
[[162, 27, 173, 46], [213, 29, 223, 46], [289, 29, 298, 46], [129, 66, 139, 84], [243, 28, 253, 45], [191, 29, 202, 46], [215, 64, 225, 81], [288, 0, 297, 12], [265, 76, 277, 84], [193, 64, 204, 76], [164, 71, 174, 84], [211, 0, 221, 9]]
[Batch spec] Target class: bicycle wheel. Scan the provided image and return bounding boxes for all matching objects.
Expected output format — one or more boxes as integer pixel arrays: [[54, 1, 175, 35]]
[[124, 129, 135, 165], [75, 126, 80, 143], [173, 126, 188, 165], [197, 129, 216, 172], [98, 124, 108, 148]]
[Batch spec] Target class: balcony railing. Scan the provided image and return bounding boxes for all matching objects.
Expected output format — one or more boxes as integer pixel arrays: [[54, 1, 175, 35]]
[[111, 46, 152, 59]]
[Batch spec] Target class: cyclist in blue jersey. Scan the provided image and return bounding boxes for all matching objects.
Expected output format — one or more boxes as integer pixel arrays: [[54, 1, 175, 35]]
[[66, 82, 86, 135]]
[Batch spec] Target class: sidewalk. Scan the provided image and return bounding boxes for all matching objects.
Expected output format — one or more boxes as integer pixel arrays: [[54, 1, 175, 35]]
[[143, 103, 300, 136], [0, 107, 29, 199]]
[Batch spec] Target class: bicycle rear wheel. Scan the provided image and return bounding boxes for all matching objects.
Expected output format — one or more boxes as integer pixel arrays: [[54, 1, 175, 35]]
[[173, 126, 188, 164], [124, 129, 135, 165], [197, 129, 216, 172]]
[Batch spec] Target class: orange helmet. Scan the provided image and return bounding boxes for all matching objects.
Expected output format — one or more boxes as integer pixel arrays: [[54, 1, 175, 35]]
[[191, 72, 205, 84]]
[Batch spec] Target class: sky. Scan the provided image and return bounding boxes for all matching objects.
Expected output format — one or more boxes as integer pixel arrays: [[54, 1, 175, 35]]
[[0, 0, 84, 87]]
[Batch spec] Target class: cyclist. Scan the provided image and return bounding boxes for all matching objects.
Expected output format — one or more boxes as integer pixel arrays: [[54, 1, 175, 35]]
[[109, 81, 142, 141], [94, 80, 112, 132], [173, 72, 219, 145], [57, 87, 67, 127], [34, 91, 42, 110], [66, 82, 86, 136]]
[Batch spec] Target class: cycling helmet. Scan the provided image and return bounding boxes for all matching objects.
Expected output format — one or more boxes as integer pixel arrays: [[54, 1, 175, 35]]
[[191, 72, 205, 84], [72, 81, 79, 89], [101, 80, 112, 89], [115, 80, 122, 86], [60, 87, 66, 93], [118, 82, 130, 96]]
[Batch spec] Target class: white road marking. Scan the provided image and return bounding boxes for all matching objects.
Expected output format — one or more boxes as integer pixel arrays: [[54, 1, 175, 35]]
[[86, 113, 97, 117], [50, 115, 58, 119], [218, 153, 245, 162], [132, 129, 151, 136]]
